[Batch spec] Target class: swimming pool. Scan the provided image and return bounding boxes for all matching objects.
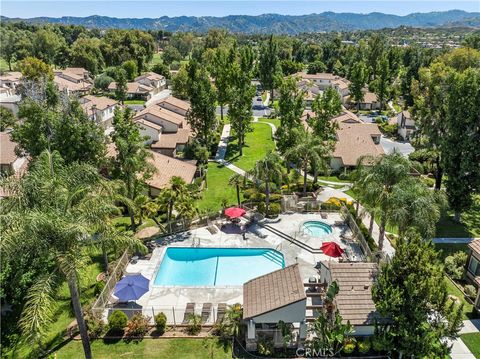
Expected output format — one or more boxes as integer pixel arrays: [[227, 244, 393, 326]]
[[302, 221, 333, 237], [154, 247, 285, 286]]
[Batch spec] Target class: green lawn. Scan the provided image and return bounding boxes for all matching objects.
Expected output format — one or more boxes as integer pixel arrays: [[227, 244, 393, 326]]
[[4, 253, 103, 358], [258, 117, 280, 129], [316, 176, 347, 183], [444, 276, 478, 320], [461, 333, 480, 358], [436, 195, 480, 238], [434, 243, 469, 262], [55, 338, 232, 358], [197, 162, 242, 212], [225, 122, 275, 171], [344, 189, 357, 199], [148, 52, 163, 67], [0, 58, 14, 72], [124, 99, 146, 105]]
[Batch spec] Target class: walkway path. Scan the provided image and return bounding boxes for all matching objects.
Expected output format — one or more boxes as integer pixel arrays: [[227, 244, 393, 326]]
[[433, 238, 476, 244], [214, 123, 231, 162], [450, 319, 480, 359], [263, 92, 270, 107]]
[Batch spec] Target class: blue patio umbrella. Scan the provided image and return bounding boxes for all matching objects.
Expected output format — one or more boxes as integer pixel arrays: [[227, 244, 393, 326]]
[[114, 274, 150, 302]]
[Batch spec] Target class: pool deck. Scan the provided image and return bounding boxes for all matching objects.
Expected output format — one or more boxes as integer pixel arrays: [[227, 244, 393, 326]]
[[117, 212, 362, 323]]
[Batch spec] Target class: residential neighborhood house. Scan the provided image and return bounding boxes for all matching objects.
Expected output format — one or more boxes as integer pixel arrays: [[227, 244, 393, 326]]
[[79, 95, 118, 130], [302, 110, 384, 172], [108, 72, 166, 101], [318, 261, 383, 335], [133, 97, 192, 157], [397, 110, 416, 141], [466, 239, 480, 310], [243, 264, 308, 351], [54, 67, 93, 95]]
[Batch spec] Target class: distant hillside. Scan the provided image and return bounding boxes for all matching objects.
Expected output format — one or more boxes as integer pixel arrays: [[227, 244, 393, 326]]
[[2, 10, 480, 34]]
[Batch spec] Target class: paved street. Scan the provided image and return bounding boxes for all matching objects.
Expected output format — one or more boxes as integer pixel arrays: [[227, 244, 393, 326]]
[[380, 135, 415, 157], [216, 96, 271, 118]]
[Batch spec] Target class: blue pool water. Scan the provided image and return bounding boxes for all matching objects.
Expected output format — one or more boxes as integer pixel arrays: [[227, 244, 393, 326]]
[[154, 247, 285, 286], [302, 221, 333, 237]]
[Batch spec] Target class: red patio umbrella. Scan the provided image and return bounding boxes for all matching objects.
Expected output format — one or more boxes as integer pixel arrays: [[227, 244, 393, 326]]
[[224, 207, 246, 219], [320, 241, 344, 258]]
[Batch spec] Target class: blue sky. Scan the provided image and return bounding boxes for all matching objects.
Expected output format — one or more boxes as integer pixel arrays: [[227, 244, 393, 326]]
[[1, 1, 479, 18]]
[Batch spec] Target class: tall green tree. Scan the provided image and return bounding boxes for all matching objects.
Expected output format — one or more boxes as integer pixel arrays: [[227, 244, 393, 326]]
[[185, 60, 217, 147], [18, 56, 54, 81], [110, 108, 154, 229], [0, 151, 132, 358], [0, 29, 17, 71], [69, 36, 105, 75], [211, 46, 234, 123], [373, 232, 463, 357], [276, 76, 305, 153], [114, 68, 128, 104], [32, 28, 66, 65], [228, 46, 256, 156], [309, 87, 341, 140], [171, 64, 189, 100], [355, 153, 411, 250], [248, 151, 283, 215], [372, 54, 391, 110], [284, 127, 329, 195], [259, 35, 281, 103], [349, 61, 368, 111], [157, 176, 198, 225], [13, 83, 106, 166]]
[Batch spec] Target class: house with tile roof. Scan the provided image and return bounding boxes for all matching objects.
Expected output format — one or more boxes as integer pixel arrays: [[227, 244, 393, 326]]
[[78, 95, 118, 129], [293, 72, 351, 104], [0, 71, 23, 90], [466, 239, 480, 310], [133, 100, 192, 157], [355, 88, 381, 110], [108, 71, 166, 101], [301, 110, 384, 171], [397, 110, 416, 141], [155, 96, 190, 116], [0, 131, 29, 198], [243, 264, 308, 351], [106, 143, 197, 196], [319, 261, 384, 335], [54, 68, 93, 95]]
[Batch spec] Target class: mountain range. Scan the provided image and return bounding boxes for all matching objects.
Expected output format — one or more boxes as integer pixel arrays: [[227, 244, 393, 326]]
[[2, 10, 480, 34]]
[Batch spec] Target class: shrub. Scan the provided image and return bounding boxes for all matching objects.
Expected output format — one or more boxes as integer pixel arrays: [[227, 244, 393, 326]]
[[371, 335, 387, 352], [343, 341, 356, 354], [257, 336, 274, 356], [84, 308, 105, 338], [257, 202, 281, 217], [154, 312, 167, 335], [465, 285, 477, 299], [93, 280, 105, 296], [186, 314, 202, 335], [445, 251, 468, 280], [108, 310, 128, 332], [126, 313, 150, 338], [94, 74, 114, 90], [357, 339, 371, 354], [269, 193, 283, 202], [338, 172, 351, 181]]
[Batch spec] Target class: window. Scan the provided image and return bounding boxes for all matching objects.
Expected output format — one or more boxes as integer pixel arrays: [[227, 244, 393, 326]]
[[468, 256, 480, 276]]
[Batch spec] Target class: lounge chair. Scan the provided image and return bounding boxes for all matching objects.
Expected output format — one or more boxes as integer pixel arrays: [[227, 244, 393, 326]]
[[216, 303, 227, 323], [201, 303, 212, 324], [182, 303, 195, 324], [321, 212, 328, 219]]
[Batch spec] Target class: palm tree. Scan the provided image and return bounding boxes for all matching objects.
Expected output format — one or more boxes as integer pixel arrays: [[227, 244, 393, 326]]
[[284, 127, 328, 196], [157, 177, 198, 232], [0, 151, 144, 358], [389, 178, 446, 238], [228, 173, 244, 206], [248, 151, 283, 215], [355, 153, 411, 250]]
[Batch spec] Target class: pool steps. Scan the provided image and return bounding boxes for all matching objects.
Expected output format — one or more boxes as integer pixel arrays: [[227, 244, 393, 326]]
[[258, 222, 324, 254]]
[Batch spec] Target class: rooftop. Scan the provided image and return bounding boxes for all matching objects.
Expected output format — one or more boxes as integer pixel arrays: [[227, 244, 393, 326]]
[[147, 150, 197, 189], [79, 95, 117, 112], [133, 105, 186, 126], [157, 96, 191, 112], [243, 264, 306, 319], [325, 261, 382, 325]]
